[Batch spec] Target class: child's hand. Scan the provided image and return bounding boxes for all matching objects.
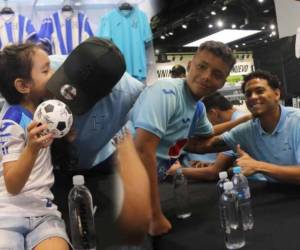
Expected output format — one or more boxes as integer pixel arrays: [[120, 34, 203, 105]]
[[27, 121, 54, 151]]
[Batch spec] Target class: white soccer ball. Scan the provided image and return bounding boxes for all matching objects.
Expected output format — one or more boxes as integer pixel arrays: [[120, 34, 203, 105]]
[[33, 99, 73, 138]]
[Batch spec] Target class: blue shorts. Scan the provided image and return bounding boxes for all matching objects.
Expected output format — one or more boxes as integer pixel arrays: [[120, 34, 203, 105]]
[[0, 214, 71, 250]]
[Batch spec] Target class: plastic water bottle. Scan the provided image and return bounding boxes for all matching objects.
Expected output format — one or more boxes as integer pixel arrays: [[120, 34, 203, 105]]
[[232, 166, 254, 231], [173, 168, 192, 219], [219, 181, 245, 249], [68, 175, 96, 250], [217, 171, 230, 196]]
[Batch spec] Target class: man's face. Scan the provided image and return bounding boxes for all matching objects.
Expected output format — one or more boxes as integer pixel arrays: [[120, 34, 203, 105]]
[[244, 78, 280, 117], [186, 50, 231, 99]]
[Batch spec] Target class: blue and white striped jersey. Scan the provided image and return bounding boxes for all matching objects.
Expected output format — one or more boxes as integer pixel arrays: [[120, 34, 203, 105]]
[[0, 14, 38, 49], [39, 11, 93, 55]]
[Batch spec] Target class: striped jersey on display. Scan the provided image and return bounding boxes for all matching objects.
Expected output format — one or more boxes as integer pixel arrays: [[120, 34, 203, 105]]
[[0, 14, 38, 49], [39, 11, 93, 55]]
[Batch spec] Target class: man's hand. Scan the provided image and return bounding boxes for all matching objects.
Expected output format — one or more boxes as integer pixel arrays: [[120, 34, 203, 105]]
[[148, 213, 172, 236], [236, 145, 258, 176], [166, 160, 181, 176]]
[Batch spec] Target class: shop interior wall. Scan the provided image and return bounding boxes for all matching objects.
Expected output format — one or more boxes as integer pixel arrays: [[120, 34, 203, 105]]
[[2, 0, 156, 35]]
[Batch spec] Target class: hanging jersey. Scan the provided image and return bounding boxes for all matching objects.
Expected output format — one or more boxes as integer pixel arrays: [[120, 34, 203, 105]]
[[39, 11, 93, 55], [97, 7, 152, 80], [0, 102, 60, 217], [0, 14, 38, 49]]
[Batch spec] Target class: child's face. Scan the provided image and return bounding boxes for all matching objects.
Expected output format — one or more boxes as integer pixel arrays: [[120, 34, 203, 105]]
[[28, 48, 53, 102]]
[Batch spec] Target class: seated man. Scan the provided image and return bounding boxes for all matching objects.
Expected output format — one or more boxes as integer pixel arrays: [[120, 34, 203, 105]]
[[186, 70, 300, 184], [167, 92, 247, 180]]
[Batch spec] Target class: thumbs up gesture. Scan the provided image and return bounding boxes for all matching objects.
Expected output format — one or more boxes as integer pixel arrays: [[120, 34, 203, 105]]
[[236, 144, 258, 176]]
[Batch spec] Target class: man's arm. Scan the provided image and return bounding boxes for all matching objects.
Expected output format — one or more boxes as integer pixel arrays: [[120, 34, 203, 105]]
[[167, 154, 234, 181], [186, 135, 230, 154], [236, 145, 300, 185], [115, 133, 151, 244], [134, 128, 172, 236], [213, 114, 252, 135]]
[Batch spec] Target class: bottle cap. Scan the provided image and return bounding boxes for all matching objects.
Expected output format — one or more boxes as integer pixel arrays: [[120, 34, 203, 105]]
[[223, 181, 233, 190], [73, 175, 84, 185], [233, 166, 241, 174], [219, 171, 228, 179]]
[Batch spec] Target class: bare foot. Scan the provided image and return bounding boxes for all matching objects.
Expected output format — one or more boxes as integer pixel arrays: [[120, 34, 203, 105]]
[[148, 213, 172, 236]]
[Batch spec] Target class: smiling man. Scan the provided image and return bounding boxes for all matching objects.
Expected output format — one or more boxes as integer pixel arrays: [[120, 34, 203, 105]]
[[131, 41, 240, 236], [187, 70, 300, 184]]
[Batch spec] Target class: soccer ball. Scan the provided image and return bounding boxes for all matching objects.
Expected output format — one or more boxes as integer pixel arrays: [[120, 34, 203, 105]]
[[33, 99, 73, 138]]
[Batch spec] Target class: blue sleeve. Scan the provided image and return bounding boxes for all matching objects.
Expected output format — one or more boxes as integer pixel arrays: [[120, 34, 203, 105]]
[[222, 122, 250, 151], [133, 84, 177, 138], [38, 18, 53, 52], [189, 102, 213, 137], [97, 15, 111, 39], [84, 17, 94, 37], [141, 11, 152, 43], [25, 19, 39, 43]]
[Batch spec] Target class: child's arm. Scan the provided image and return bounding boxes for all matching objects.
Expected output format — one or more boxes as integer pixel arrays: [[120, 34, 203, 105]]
[[3, 121, 54, 195]]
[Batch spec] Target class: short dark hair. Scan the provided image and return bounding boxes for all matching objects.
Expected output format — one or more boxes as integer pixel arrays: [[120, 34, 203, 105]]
[[241, 70, 281, 93], [198, 41, 236, 70], [0, 43, 43, 104], [170, 64, 186, 78], [202, 92, 233, 112]]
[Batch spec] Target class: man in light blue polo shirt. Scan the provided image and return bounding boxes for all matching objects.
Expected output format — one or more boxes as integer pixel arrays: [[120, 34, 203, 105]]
[[131, 41, 237, 236], [187, 70, 300, 183]]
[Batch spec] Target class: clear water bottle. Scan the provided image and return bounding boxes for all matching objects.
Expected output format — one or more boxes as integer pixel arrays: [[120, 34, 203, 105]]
[[217, 171, 230, 196], [68, 175, 96, 250], [232, 166, 254, 231], [219, 181, 245, 249], [173, 168, 192, 219]]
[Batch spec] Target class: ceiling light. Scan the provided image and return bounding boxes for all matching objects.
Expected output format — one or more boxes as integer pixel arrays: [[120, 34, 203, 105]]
[[242, 43, 246, 46], [221, 6, 227, 11], [231, 24, 237, 29], [216, 20, 224, 28], [182, 23, 188, 29], [235, 45, 239, 48], [263, 9, 270, 13], [258, 0, 264, 3], [155, 49, 160, 55], [74, 2, 81, 6], [261, 26, 266, 30], [168, 31, 174, 36], [208, 24, 214, 28], [160, 35, 166, 40], [264, 40, 268, 43], [211, 11, 217, 15], [184, 29, 261, 47], [270, 24, 276, 30], [271, 31, 276, 36]]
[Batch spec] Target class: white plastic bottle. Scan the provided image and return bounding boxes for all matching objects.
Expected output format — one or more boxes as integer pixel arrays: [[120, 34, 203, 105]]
[[68, 175, 96, 250], [217, 171, 230, 196], [219, 181, 245, 249], [173, 168, 192, 219], [232, 166, 254, 231]]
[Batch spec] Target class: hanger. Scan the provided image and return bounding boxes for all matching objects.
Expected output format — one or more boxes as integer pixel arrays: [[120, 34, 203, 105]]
[[61, 4, 73, 12], [119, 2, 133, 11], [0, 0, 14, 15]]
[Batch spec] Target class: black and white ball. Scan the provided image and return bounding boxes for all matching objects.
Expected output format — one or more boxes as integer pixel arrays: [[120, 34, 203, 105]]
[[34, 100, 73, 138]]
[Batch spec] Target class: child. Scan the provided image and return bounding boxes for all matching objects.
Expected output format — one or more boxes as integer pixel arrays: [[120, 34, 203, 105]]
[[0, 43, 70, 249]]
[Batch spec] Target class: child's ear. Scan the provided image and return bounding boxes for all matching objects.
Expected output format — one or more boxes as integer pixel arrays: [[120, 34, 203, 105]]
[[14, 78, 31, 94]]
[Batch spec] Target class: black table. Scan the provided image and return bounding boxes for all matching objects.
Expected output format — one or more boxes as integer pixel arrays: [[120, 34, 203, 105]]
[[144, 180, 300, 250]]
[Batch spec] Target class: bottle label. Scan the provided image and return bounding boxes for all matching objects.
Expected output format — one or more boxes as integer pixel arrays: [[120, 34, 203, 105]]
[[237, 187, 250, 200]]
